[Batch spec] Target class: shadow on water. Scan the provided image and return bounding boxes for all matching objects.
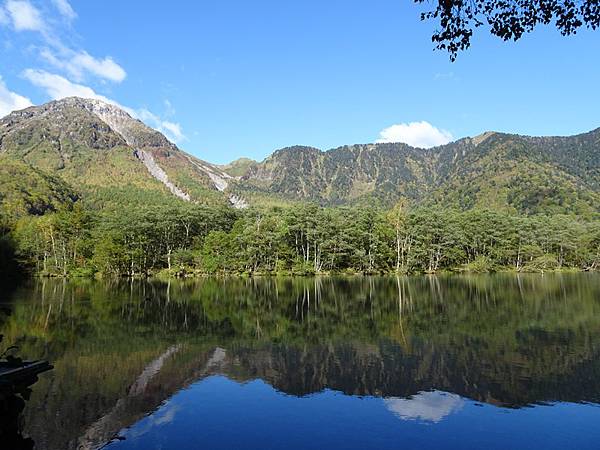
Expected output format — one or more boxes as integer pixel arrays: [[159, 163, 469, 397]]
[[2, 274, 600, 449], [0, 389, 34, 450], [0, 334, 53, 450]]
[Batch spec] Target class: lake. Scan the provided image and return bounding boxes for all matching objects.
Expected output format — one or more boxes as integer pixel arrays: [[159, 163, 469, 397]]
[[2, 274, 600, 449]]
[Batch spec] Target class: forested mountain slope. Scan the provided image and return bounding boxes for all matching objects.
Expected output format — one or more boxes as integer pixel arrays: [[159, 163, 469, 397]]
[[0, 156, 78, 219], [0, 97, 243, 209], [234, 128, 600, 215], [1, 97, 600, 216]]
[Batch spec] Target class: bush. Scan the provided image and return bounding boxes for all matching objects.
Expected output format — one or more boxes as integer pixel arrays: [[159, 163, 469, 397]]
[[461, 255, 495, 273], [524, 254, 559, 272], [69, 266, 96, 278]]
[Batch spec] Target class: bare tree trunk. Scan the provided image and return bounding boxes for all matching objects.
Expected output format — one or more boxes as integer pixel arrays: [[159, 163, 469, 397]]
[[396, 230, 401, 272]]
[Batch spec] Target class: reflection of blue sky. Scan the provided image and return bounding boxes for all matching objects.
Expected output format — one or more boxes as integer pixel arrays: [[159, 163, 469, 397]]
[[123, 401, 179, 439], [106, 377, 600, 450], [384, 391, 464, 423]]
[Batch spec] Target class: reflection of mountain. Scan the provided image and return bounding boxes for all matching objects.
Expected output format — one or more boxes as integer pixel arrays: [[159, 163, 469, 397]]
[[223, 338, 600, 407], [2, 275, 600, 449], [78, 346, 226, 450], [18, 343, 228, 450]]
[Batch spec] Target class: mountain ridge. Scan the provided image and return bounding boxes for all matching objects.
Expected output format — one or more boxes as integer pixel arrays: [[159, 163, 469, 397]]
[[1, 97, 600, 215], [231, 127, 600, 213]]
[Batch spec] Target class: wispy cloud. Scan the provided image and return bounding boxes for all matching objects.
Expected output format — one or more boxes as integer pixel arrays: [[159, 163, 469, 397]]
[[51, 0, 76, 22], [138, 108, 186, 144], [162, 121, 184, 142], [1, 0, 126, 84], [376, 121, 453, 148], [0, 75, 32, 117], [164, 99, 175, 117], [41, 48, 126, 83], [434, 71, 455, 80], [5, 0, 45, 31]]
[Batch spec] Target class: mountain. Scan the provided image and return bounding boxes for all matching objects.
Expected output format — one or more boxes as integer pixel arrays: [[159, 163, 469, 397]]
[[231, 128, 600, 215], [0, 97, 247, 210], [2, 97, 600, 216], [219, 157, 258, 177]]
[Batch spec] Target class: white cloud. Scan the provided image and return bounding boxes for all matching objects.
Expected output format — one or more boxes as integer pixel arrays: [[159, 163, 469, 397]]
[[376, 121, 453, 148], [71, 51, 126, 82], [0, 76, 33, 117], [384, 391, 464, 423], [161, 121, 184, 142], [51, 0, 76, 21], [22, 68, 114, 103], [41, 48, 126, 83], [5, 0, 44, 31], [137, 108, 185, 144], [164, 99, 175, 117], [3, 1, 125, 84]]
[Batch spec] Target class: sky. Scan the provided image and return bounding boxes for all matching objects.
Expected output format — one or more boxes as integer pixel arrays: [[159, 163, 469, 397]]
[[0, 1, 599, 164]]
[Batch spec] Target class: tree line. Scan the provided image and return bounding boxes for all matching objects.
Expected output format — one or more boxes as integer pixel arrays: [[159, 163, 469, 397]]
[[3, 200, 600, 277]]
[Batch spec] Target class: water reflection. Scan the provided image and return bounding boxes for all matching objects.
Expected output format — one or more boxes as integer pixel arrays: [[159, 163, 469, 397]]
[[384, 391, 464, 423], [2, 274, 600, 449]]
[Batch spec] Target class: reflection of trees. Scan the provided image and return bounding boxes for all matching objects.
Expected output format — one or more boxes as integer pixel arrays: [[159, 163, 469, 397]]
[[2, 275, 600, 448]]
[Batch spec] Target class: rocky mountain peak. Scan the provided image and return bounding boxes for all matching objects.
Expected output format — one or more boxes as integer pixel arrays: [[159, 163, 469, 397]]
[[471, 131, 496, 146], [67, 97, 176, 150]]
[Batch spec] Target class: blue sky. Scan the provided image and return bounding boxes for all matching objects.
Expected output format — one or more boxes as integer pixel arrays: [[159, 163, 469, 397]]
[[0, 0, 599, 164]]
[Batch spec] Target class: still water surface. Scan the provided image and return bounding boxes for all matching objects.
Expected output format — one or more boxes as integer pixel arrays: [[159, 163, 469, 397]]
[[3, 274, 600, 449]]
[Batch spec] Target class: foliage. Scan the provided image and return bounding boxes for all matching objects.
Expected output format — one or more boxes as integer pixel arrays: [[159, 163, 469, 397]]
[[0, 156, 78, 221], [461, 255, 495, 273], [415, 0, 600, 60], [4, 196, 600, 277]]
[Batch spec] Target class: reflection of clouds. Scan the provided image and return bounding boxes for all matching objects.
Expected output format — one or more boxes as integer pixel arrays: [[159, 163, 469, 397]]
[[125, 401, 179, 439], [384, 391, 464, 423]]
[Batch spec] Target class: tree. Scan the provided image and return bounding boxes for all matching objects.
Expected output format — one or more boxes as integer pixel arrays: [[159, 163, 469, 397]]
[[201, 230, 237, 274], [416, 0, 600, 60], [387, 201, 411, 272]]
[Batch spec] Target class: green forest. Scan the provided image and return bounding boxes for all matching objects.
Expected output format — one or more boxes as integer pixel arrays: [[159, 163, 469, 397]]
[[2, 195, 600, 278], [2, 99, 600, 280]]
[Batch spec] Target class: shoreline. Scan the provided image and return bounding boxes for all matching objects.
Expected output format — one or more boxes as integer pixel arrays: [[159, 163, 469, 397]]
[[24, 266, 592, 280]]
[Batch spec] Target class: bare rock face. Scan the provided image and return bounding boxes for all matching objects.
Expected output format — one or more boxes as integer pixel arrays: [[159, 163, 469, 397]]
[[184, 154, 248, 208], [135, 150, 190, 201], [78, 98, 176, 150]]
